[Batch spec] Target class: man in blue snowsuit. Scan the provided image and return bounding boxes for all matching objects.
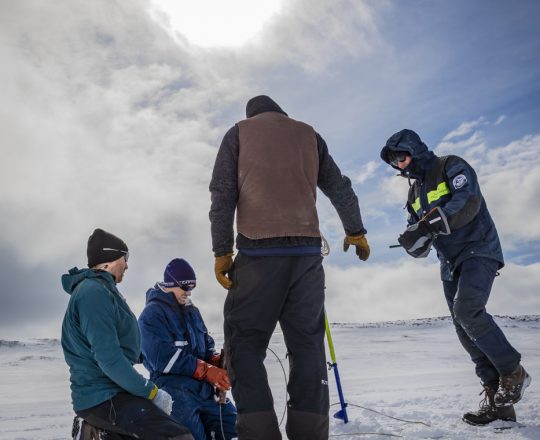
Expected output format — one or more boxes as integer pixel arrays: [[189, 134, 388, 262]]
[[380, 129, 531, 426], [139, 258, 237, 440]]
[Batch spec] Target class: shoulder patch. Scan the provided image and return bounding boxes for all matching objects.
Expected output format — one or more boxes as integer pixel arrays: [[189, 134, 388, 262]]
[[452, 174, 467, 189]]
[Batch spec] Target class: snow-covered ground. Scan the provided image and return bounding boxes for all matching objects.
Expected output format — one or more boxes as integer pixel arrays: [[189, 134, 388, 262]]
[[0, 315, 538, 439]]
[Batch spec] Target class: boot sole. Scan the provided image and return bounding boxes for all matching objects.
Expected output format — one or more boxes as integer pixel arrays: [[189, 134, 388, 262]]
[[496, 373, 532, 407], [462, 413, 517, 426], [463, 418, 481, 426], [462, 417, 489, 426]]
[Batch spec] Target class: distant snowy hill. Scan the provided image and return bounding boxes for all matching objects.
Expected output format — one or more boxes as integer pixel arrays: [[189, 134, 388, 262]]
[[1, 316, 538, 439]]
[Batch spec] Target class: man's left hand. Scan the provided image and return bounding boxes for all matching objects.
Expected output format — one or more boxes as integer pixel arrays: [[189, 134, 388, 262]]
[[398, 222, 433, 258], [208, 352, 222, 367], [398, 207, 450, 258], [343, 234, 370, 261], [214, 254, 234, 289]]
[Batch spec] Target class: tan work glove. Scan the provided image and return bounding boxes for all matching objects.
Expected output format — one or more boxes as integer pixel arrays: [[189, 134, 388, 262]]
[[343, 234, 370, 261], [214, 253, 234, 289]]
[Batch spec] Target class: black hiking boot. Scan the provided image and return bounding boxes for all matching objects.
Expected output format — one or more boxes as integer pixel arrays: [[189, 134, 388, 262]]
[[494, 364, 531, 407], [463, 386, 516, 426]]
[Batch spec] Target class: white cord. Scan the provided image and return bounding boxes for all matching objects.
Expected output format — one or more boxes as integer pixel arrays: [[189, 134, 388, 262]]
[[321, 234, 330, 257]]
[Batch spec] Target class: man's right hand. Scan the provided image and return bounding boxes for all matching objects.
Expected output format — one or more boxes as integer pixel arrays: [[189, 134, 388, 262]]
[[192, 359, 231, 391], [214, 253, 234, 289], [397, 222, 433, 258]]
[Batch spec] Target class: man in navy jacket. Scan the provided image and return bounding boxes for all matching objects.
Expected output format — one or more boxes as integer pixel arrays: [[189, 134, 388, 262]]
[[381, 129, 530, 426], [139, 258, 237, 440]]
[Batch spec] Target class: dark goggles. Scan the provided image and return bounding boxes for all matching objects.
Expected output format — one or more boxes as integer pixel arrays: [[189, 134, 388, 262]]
[[389, 151, 409, 167], [178, 281, 196, 291]]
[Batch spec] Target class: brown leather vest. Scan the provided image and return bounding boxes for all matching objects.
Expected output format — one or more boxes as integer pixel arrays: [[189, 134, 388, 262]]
[[236, 112, 320, 239]]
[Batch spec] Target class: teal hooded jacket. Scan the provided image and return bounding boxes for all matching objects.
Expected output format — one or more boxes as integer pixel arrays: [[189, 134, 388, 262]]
[[61, 267, 156, 411]]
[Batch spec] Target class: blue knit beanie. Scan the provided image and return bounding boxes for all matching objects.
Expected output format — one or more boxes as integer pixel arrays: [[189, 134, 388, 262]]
[[161, 258, 196, 288]]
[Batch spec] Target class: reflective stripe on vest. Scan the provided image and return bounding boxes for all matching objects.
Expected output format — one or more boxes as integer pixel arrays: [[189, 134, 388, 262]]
[[427, 181, 451, 204], [411, 181, 451, 215], [411, 198, 421, 214]]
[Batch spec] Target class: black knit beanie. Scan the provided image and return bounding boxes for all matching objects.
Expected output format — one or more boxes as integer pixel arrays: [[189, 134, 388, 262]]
[[161, 258, 196, 288], [87, 228, 129, 267]]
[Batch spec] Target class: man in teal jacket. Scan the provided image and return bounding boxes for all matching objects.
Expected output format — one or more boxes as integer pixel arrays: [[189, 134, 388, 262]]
[[61, 228, 193, 439]]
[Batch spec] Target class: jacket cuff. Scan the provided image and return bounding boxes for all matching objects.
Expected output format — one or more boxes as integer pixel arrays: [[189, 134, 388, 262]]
[[346, 228, 367, 236], [214, 250, 234, 257], [148, 384, 158, 400]]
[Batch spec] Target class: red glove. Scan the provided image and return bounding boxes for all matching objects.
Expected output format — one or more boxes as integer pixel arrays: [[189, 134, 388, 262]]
[[192, 359, 231, 391], [208, 353, 221, 367]]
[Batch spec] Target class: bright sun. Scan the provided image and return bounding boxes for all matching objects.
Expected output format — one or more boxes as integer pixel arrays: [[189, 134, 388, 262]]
[[150, 0, 284, 48]]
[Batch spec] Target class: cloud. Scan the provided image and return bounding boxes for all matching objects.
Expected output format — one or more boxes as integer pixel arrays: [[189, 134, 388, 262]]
[[0, 0, 387, 338], [324, 260, 540, 324], [1, 0, 228, 266], [0, 0, 244, 338], [1, 0, 539, 339], [0, 0, 383, 267], [352, 160, 380, 184], [240, 0, 383, 73], [494, 115, 506, 125], [436, 131, 487, 157], [440, 117, 486, 142], [480, 134, 540, 246], [434, 121, 540, 248]]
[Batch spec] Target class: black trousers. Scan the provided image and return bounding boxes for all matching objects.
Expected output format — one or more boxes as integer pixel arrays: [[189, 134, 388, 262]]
[[443, 257, 521, 385], [224, 254, 329, 440], [76, 393, 193, 440]]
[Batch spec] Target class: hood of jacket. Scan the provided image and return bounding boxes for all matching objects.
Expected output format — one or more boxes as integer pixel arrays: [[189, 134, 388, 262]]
[[380, 129, 436, 180], [61, 267, 116, 296], [245, 95, 288, 118], [146, 284, 176, 307]]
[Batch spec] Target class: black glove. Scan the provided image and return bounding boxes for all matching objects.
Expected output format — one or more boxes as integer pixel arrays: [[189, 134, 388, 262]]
[[398, 222, 434, 258], [423, 207, 450, 235], [398, 207, 450, 258]]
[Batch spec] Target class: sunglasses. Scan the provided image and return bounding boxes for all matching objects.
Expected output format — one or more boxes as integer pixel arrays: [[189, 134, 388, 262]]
[[389, 152, 409, 167], [178, 281, 196, 291], [165, 268, 196, 291], [103, 248, 129, 262]]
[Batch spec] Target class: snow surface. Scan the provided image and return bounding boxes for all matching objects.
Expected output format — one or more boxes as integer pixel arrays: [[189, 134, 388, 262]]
[[0, 316, 538, 439]]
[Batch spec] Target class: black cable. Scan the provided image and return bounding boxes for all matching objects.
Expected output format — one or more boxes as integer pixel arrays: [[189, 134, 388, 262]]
[[216, 348, 426, 439], [219, 401, 226, 440], [331, 402, 431, 427]]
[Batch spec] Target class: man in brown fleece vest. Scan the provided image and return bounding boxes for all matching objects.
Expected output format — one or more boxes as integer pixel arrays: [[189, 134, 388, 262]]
[[209, 95, 370, 440]]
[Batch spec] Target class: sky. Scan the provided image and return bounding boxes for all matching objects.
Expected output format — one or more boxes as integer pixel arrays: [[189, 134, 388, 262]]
[[1, 0, 540, 339]]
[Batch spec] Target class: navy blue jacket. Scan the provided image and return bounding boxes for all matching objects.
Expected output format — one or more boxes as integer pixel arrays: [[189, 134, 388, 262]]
[[138, 286, 217, 399], [381, 129, 504, 280]]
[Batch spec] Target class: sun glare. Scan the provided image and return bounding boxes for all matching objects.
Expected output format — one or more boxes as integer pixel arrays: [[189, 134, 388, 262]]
[[150, 0, 284, 48]]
